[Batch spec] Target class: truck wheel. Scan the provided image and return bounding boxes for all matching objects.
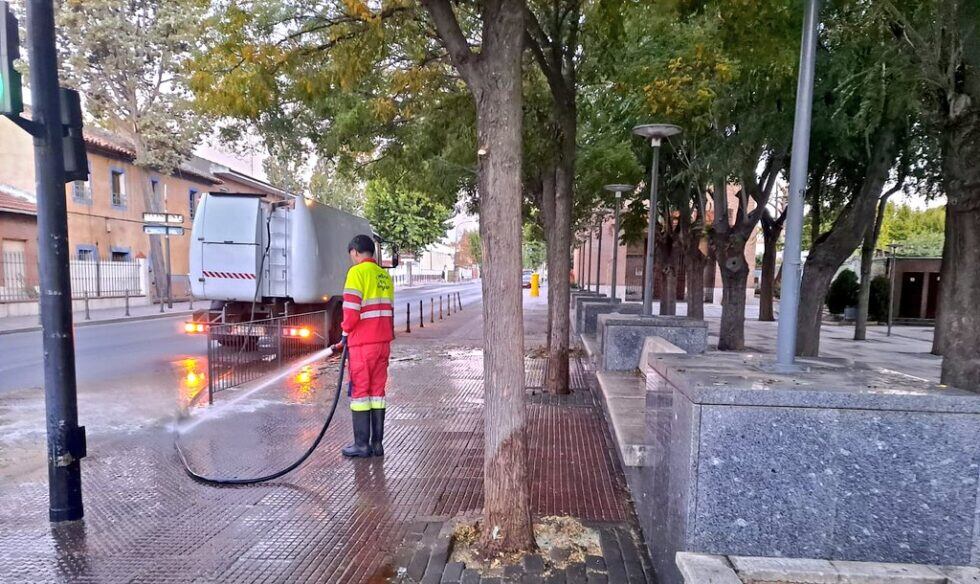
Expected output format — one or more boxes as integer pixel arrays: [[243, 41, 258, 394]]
[[325, 297, 344, 346]]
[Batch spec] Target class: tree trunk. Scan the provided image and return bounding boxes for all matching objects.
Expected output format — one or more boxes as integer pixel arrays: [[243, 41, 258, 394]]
[[423, 0, 535, 553], [796, 122, 898, 356], [854, 193, 891, 340], [684, 240, 706, 320], [937, 106, 980, 389], [758, 211, 784, 322], [541, 168, 555, 350], [131, 152, 167, 301], [658, 233, 677, 316], [853, 228, 875, 341], [544, 151, 572, 395], [717, 249, 750, 350]]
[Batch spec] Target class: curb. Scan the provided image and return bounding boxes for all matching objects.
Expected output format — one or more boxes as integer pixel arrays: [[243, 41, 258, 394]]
[[0, 309, 194, 336]]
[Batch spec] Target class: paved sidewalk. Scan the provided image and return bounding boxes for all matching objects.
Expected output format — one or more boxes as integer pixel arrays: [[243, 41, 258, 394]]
[[0, 300, 194, 334], [657, 300, 942, 382], [0, 291, 647, 583]]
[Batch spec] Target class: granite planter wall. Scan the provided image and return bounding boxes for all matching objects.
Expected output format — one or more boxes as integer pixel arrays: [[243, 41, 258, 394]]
[[637, 352, 980, 584], [597, 315, 707, 370]]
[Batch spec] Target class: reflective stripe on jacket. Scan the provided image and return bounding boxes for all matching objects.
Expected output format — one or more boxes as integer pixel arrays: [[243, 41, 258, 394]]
[[341, 258, 394, 346]]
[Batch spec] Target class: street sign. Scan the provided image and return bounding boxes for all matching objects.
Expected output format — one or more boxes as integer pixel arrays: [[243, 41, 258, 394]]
[[143, 225, 183, 236], [166, 213, 183, 224], [143, 212, 167, 223]]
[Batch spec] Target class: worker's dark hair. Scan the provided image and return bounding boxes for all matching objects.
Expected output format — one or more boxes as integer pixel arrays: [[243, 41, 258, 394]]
[[348, 234, 376, 256]]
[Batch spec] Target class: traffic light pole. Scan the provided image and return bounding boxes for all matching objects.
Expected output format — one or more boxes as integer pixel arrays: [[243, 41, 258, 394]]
[[26, 0, 86, 522]]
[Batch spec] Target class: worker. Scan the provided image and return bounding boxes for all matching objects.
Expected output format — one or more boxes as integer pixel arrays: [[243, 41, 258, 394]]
[[339, 234, 394, 458]]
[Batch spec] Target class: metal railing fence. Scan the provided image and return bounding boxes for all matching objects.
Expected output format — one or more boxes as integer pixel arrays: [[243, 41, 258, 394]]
[[206, 310, 330, 402], [0, 251, 144, 302]]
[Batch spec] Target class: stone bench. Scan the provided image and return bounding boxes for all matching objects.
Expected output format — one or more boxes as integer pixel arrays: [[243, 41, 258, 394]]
[[597, 314, 707, 371], [578, 301, 645, 335], [638, 352, 980, 584], [594, 337, 686, 470]]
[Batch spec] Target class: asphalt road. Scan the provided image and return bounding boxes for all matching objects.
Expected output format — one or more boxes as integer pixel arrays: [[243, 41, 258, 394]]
[[0, 280, 484, 394]]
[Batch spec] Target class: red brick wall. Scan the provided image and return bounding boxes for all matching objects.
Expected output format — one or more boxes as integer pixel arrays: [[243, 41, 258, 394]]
[[0, 212, 40, 291]]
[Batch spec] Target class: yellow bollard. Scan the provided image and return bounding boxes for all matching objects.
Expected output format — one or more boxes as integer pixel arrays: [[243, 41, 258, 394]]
[[530, 273, 540, 297]]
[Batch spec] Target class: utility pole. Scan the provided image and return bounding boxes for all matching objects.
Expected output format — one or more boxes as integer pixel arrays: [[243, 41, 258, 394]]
[[24, 0, 86, 522]]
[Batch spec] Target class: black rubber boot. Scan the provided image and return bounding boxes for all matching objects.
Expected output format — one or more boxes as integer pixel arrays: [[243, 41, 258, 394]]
[[369, 409, 385, 457], [342, 411, 373, 458]]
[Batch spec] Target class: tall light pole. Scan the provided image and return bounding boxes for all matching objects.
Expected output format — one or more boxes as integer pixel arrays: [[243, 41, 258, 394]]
[[887, 243, 902, 337], [605, 184, 634, 300], [594, 215, 604, 294], [586, 229, 593, 292], [633, 124, 682, 316], [774, 0, 821, 370]]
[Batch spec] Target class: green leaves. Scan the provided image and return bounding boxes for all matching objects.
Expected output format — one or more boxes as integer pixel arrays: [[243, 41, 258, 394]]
[[363, 178, 453, 254]]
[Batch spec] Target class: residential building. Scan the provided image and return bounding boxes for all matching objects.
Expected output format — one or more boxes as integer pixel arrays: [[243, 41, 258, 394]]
[[0, 115, 294, 305], [0, 185, 38, 302]]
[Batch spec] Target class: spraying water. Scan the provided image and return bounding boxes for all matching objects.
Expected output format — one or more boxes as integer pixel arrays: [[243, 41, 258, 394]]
[[174, 343, 348, 485], [174, 346, 336, 435]]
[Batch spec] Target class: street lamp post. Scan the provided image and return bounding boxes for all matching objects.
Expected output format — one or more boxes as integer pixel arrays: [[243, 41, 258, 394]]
[[887, 243, 901, 337], [633, 124, 682, 316], [586, 229, 593, 292], [774, 0, 822, 370], [594, 216, 603, 294], [605, 184, 634, 301]]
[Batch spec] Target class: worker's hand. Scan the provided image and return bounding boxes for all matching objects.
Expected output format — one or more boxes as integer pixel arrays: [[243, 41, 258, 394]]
[[330, 333, 348, 354]]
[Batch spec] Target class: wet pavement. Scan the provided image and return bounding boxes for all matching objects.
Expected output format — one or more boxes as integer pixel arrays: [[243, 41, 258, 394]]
[[0, 290, 640, 583]]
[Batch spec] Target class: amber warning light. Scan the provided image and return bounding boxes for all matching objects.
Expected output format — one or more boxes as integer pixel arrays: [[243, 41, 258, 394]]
[[285, 327, 312, 338], [184, 322, 206, 334]]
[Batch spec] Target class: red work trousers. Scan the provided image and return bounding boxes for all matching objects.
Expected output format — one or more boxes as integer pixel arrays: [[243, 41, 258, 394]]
[[347, 341, 390, 411]]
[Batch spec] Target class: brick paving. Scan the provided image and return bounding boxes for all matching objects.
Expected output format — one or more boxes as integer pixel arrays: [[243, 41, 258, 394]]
[[0, 293, 649, 583]]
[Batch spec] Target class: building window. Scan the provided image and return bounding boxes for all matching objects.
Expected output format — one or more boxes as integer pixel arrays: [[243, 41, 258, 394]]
[[71, 180, 92, 204], [110, 247, 131, 262], [110, 169, 126, 208], [76, 245, 98, 261], [189, 189, 199, 219]]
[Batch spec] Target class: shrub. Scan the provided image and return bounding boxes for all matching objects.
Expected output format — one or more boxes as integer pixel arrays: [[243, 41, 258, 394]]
[[826, 269, 860, 315], [868, 275, 890, 322]]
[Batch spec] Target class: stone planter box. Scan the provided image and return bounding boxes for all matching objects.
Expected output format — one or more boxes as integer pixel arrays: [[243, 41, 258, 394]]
[[639, 352, 980, 584], [596, 314, 707, 371]]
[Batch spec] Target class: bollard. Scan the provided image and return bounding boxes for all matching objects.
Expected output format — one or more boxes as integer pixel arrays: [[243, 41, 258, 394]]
[[160, 294, 165, 313], [406, 302, 411, 333], [189, 295, 194, 310], [419, 300, 424, 328], [439, 296, 443, 320], [430, 298, 435, 323], [124, 289, 130, 316], [84, 291, 91, 320], [456, 291, 462, 311]]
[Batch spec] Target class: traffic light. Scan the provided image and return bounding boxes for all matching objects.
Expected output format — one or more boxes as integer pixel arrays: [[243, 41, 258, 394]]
[[0, 0, 23, 117], [60, 88, 89, 183]]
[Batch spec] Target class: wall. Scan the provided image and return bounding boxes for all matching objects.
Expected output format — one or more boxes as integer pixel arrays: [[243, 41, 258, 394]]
[[64, 154, 212, 275], [0, 212, 40, 295], [0, 117, 35, 194]]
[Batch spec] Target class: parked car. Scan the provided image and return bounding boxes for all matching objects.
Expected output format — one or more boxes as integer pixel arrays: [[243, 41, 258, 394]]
[[522, 269, 534, 288]]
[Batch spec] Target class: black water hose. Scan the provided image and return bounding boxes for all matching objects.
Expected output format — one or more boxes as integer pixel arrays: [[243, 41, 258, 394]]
[[174, 344, 348, 486]]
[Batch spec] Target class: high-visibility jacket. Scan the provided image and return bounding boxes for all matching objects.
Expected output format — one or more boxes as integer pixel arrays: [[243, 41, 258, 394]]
[[341, 258, 394, 346]]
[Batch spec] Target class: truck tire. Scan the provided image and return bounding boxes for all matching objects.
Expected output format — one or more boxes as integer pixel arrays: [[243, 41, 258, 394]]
[[324, 297, 344, 346]]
